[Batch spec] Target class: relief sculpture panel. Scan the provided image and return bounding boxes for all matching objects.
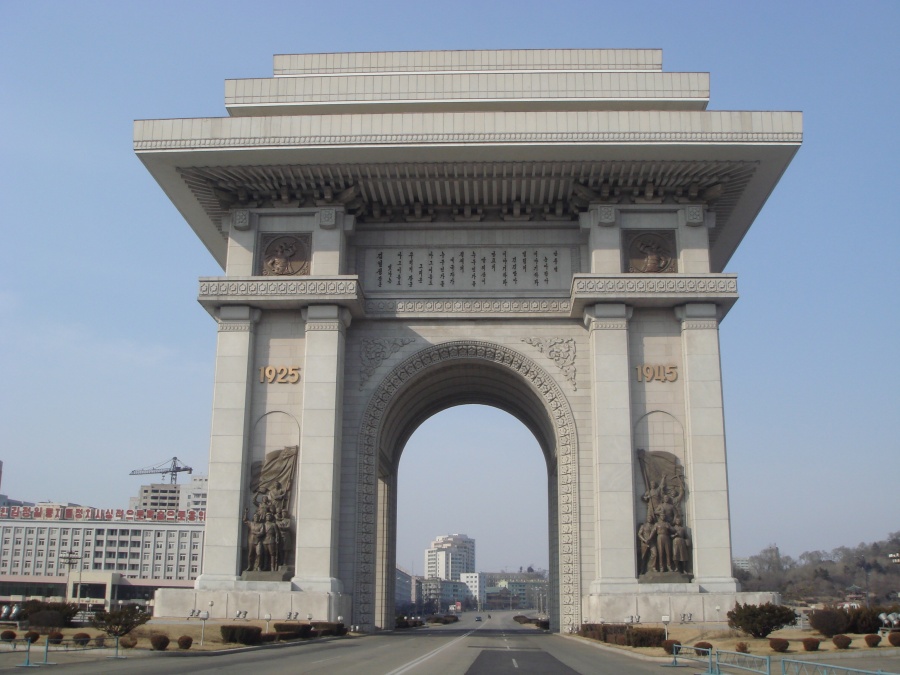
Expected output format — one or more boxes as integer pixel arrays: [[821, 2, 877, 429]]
[[242, 445, 298, 579], [636, 449, 692, 582]]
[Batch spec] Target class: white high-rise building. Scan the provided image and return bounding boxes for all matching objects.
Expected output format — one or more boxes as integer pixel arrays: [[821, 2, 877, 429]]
[[424, 534, 475, 581]]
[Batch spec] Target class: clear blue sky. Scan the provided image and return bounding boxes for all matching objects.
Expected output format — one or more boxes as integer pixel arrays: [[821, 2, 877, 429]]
[[1, 1, 898, 573]]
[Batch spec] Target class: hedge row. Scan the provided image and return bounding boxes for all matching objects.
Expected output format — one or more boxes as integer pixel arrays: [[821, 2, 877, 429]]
[[579, 623, 666, 648]]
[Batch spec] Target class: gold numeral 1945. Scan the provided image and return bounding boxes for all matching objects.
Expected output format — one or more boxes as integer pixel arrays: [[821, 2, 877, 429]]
[[635, 364, 678, 383]]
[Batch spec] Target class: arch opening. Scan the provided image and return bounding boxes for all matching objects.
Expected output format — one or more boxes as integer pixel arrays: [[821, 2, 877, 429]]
[[353, 340, 581, 633], [396, 405, 550, 616]]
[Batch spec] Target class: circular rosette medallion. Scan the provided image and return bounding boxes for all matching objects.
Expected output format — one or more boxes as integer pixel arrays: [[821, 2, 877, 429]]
[[260, 234, 311, 276]]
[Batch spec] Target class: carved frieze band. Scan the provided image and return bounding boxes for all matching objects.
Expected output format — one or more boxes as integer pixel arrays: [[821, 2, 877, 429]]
[[136, 130, 801, 151], [217, 322, 254, 333], [681, 320, 719, 330], [200, 279, 359, 298], [364, 298, 571, 315], [574, 277, 736, 295], [587, 319, 629, 331], [521, 338, 577, 390], [359, 338, 415, 388], [305, 321, 345, 333], [354, 341, 581, 631]]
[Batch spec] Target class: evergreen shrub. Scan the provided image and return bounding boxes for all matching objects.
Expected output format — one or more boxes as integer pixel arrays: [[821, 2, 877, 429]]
[[119, 635, 137, 649], [694, 641, 713, 652], [808, 608, 850, 638], [219, 625, 262, 644], [864, 634, 880, 648], [663, 639, 681, 654], [72, 632, 90, 646], [177, 635, 193, 649], [802, 637, 821, 651], [24, 631, 39, 644], [728, 602, 797, 638], [47, 632, 63, 644], [769, 638, 789, 653], [627, 627, 666, 648], [149, 634, 170, 651], [832, 634, 852, 649], [889, 632, 900, 647], [0, 630, 16, 641], [735, 642, 750, 653]]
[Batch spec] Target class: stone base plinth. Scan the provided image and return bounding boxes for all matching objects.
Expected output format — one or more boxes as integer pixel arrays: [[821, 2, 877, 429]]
[[583, 590, 780, 625], [241, 569, 293, 582], [153, 587, 352, 624]]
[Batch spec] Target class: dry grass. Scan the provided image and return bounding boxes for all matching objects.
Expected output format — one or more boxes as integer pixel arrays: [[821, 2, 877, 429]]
[[582, 624, 893, 658], [31, 621, 280, 652]]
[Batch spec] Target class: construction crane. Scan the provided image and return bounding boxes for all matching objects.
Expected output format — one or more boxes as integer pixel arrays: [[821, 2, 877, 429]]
[[129, 457, 193, 485]]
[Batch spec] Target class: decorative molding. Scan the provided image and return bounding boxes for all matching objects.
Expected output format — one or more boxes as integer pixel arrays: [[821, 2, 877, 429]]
[[681, 320, 719, 330], [217, 321, 254, 332], [304, 321, 346, 333], [684, 205, 704, 226], [136, 130, 801, 151], [318, 208, 337, 229], [359, 338, 415, 388], [521, 338, 577, 390], [597, 206, 617, 226], [199, 278, 359, 298], [573, 276, 737, 295], [353, 341, 581, 631], [586, 319, 629, 331], [232, 209, 251, 231], [364, 298, 571, 315]]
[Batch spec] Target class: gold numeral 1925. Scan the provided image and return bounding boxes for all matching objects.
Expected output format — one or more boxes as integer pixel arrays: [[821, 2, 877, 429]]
[[259, 366, 301, 384]]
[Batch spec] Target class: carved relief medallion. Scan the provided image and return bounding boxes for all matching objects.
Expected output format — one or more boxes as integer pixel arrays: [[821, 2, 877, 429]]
[[259, 233, 311, 276], [625, 231, 677, 274]]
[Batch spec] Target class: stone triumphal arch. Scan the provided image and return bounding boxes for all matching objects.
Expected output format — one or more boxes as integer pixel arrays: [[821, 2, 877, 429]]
[[137, 49, 801, 631]]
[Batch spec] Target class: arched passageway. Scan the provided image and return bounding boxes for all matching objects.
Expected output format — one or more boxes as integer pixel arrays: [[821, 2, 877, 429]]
[[352, 341, 581, 632]]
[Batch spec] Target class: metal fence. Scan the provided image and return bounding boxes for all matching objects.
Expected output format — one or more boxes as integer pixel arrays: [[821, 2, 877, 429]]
[[4, 636, 125, 667], [715, 649, 771, 674], [661, 647, 898, 675], [780, 658, 898, 675], [666, 644, 715, 673]]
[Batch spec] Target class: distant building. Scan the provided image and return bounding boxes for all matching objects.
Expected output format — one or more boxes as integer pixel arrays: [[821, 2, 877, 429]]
[[460, 572, 485, 606], [0, 504, 205, 609], [421, 578, 469, 610], [733, 557, 754, 574], [424, 534, 475, 581], [127, 475, 208, 512], [395, 567, 412, 606], [178, 475, 208, 511]]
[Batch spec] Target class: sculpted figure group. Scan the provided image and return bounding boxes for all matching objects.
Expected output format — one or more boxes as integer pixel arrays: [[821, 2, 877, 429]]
[[636, 454, 692, 577], [243, 481, 293, 572]]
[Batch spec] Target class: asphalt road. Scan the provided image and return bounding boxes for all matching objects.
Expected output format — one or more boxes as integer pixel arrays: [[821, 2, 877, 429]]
[[2, 612, 898, 674], [0, 611, 665, 674]]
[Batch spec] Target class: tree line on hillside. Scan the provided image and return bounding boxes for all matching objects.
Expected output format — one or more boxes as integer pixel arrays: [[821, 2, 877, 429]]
[[734, 531, 900, 604]]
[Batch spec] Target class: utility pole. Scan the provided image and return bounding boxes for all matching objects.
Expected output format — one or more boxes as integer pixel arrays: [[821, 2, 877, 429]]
[[59, 550, 86, 606]]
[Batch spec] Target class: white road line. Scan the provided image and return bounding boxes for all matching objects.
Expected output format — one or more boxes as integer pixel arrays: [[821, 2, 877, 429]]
[[512, 658, 519, 668], [384, 630, 475, 675]]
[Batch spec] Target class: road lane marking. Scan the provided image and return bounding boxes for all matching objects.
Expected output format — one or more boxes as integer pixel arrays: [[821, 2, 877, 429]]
[[384, 630, 475, 675], [512, 658, 519, 668]]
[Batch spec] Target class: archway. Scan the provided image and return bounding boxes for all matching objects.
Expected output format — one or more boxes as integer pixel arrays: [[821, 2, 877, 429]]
[[353, 341, 581, 632], [396, 404, 548, 589]]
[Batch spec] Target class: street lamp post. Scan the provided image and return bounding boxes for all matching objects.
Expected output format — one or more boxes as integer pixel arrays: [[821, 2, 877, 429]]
[[199, 611, 209, 646]]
